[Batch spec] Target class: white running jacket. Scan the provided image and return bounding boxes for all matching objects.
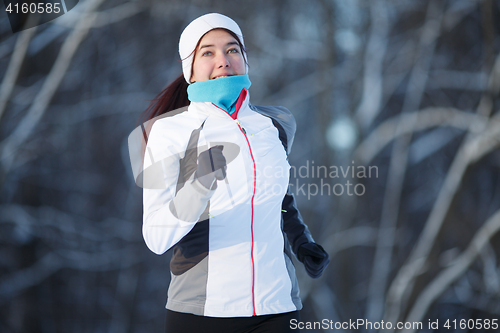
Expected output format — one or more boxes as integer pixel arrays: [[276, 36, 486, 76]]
[[142, 92, 312, 317]]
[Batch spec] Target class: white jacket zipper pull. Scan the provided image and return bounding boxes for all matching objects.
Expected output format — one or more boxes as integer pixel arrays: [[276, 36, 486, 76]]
[[236, 120, 246, 134]]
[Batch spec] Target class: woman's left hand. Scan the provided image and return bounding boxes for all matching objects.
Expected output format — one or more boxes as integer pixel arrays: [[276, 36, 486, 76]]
[[297, 242, 330, 278]]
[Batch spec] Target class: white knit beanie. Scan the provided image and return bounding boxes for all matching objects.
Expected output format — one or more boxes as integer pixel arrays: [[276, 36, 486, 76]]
[[179, 13, 246, 84]]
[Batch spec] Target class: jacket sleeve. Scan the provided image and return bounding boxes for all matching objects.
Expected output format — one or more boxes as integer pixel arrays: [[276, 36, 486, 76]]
[[281, 188, 330, 278], [281, 188, 315, 255], [142, 120, 214, 255]]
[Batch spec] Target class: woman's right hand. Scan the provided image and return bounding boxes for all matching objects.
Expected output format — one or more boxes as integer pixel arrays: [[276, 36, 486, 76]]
[[195, 145, 227, 189]]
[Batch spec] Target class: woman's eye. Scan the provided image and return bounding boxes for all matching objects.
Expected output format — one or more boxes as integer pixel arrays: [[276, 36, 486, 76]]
[[228, 48, 238, 54], [202, 51, 212, 56]]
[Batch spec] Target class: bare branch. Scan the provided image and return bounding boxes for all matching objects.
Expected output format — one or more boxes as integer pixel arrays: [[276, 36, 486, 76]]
[[427, 70, 488, 91], [261, 67, 334, 108], [109, 249, 141, 333], [0, 0, 106, 175], [409, 127, 460, 164], [0, 27, 38, 122], [354, 107, 488, 164], [0, 248, 141, 304], [50, 0, 143, 29], [467, 117, 500, 163], [252, 25, 324, 61], [322, 226, 378, 256], [367, 0, 445, 325], [401, 209, 500, 333], [61, 2, 144, 29], [442, 0, 481, 31], [355, 0, 389, 129], [299, 226, 377, 302], [52, 92, 152, 124], [379, 40, 415, 113], [0, 204, 138, 243], [312, 284, 345, 333], [0, 253, 61, 302], [480, 0, 495, 67], [384, 52, 500, 326], [0, 35, 17, 60], [480, 244, 499, 294], [10, 79, 44, 107]]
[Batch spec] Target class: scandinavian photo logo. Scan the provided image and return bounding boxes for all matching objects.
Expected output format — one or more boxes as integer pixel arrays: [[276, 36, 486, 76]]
[[287, 160, 379, 199]]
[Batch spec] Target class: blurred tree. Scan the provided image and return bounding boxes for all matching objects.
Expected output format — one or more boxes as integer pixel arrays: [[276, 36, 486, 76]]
[[0, 0, 499, 332]]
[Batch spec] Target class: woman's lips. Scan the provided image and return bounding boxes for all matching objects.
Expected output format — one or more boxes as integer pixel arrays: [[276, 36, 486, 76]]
[[211, 74, 233, 80]]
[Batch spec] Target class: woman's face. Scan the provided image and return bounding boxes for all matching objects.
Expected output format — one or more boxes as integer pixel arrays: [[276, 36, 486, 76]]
[[190, 29, 246, 83]]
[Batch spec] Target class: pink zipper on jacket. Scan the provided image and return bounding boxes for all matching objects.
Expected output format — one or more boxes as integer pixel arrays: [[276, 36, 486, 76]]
[[212, 89, 257, 316]]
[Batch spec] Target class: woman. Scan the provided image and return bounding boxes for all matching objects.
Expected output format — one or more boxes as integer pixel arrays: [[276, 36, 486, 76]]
[[139, 13, 329, 332]]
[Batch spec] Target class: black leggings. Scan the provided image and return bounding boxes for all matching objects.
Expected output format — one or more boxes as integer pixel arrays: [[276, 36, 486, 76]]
[[165, 309, 300, 333]]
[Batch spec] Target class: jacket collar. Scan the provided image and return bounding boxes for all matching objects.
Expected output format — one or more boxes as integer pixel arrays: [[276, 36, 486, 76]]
[[188, 89, 250, 120]]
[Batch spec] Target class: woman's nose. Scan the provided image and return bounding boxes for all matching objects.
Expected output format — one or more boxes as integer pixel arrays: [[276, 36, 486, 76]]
[[216, 54, 230, 68]]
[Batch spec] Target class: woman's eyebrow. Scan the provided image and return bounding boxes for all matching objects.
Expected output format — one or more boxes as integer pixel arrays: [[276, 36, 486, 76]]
[[199, 41, 239, 50], [199, 44, 214, 50]]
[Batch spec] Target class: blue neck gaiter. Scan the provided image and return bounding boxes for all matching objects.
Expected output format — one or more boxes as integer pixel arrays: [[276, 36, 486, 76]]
[[187, 74, 251, 115]]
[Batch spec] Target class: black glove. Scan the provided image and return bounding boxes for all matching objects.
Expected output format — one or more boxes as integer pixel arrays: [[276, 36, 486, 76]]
[[194, 145, 227, 189], [297, 242, 330, 279]]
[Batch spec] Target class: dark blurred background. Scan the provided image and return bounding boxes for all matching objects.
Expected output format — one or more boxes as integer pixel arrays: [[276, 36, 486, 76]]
[[1, 0, 499, 332]]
